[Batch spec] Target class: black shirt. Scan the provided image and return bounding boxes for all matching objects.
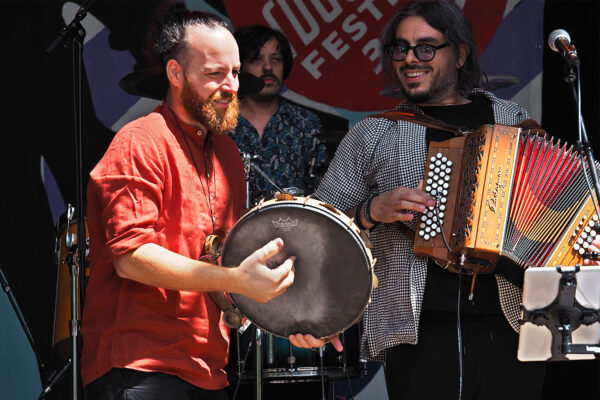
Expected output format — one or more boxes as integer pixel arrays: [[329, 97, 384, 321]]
[[420, 94, 505, 315]]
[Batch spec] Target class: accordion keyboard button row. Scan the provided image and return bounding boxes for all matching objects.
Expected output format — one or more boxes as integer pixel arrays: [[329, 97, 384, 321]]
[[571, 214, 599, 255], [419, 152, 453, 241]]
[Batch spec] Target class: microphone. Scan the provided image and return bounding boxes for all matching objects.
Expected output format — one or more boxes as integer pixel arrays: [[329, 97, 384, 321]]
[[548, 29, 580, 67]]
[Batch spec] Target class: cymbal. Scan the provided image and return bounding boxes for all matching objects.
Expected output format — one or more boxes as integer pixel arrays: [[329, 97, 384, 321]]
[[316, 130, 347, 143], [119, 68, 265, 100], [380, 74, 519, 99]]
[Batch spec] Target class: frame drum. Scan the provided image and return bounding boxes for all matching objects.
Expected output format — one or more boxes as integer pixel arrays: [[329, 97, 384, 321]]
[[221, 197, 375, 339]]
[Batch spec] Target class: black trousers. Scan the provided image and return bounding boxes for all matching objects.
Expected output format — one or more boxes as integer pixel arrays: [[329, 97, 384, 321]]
[[85, 368, 228, 400], [384, 313, 546, 400]]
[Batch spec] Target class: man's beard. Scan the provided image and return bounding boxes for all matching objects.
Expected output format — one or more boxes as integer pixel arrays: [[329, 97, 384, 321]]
[[398, 66, 458, 105], [181, 75, 239, 134]]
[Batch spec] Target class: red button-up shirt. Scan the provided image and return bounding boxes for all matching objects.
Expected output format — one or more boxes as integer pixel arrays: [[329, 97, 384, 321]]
[[82, 103, 245, 389]]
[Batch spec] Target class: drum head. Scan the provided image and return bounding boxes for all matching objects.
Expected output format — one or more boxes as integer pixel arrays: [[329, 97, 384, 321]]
[[221, 200, 372, 339]]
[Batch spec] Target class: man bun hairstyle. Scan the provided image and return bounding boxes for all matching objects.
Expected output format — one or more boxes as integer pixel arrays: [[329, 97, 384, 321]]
[[146, 3, 230, 70]]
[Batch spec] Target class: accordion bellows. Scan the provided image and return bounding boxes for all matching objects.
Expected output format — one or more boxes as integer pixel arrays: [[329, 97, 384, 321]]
[[414, 124, 600, 272]]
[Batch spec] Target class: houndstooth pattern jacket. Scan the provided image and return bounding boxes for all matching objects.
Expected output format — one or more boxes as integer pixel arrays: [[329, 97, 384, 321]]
[[314, 89, 530, 361]]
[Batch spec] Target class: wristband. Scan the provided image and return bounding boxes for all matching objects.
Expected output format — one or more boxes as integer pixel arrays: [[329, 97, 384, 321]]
[[364, 195, 380, 227], [354, 200, 367, 230]]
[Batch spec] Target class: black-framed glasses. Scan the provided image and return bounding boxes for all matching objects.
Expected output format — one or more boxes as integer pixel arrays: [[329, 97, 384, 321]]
[[385, 41, 450, 62]]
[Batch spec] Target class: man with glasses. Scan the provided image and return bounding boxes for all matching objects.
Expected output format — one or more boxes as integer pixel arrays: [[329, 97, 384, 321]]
[[315, 1, 546, 399]]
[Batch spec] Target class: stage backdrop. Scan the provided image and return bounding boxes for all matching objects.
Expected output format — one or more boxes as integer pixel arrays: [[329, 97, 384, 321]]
[[1, 1, 598, 399]]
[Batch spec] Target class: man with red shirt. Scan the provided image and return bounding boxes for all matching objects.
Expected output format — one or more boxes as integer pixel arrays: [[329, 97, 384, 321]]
[[81, 8, 326, 400]]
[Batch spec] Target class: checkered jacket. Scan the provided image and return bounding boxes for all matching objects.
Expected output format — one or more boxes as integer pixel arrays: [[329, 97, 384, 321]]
[[314, 89, 530, 361]]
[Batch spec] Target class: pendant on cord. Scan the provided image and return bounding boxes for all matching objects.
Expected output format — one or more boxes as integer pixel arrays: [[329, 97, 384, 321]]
[[199, 234, 223, 264]]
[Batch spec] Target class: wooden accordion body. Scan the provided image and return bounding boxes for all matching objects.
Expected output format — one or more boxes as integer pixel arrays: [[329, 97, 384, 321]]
[[414, 124, 599, 273]]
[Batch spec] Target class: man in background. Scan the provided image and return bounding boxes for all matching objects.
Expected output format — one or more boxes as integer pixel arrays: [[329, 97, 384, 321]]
[[229, 25, 327, 204]]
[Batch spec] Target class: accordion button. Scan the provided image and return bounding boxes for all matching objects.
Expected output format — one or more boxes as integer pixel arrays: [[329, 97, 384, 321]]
[[426, 186, 432, 192], [574, 244, 580, 251], [577, 238, 584, 245], [441, 198, 447, 204], [440, 205, 446, 211], [436, 152, 443, 158], [442, 156, 448, 162], [582, 232, 588, 239], [424, 234, 431, 240], [447, 160, 453, 166], [583, 242, 590, 249], [419, 230, 425, 237], [444, 175, 451, 181], [427, 178, 433, 184], [430, 157, 436, 162], [439, 212, 445, 218], [591, 231, 597, 237], [579, 248, 586, 255], [431, 231, 437, 238]]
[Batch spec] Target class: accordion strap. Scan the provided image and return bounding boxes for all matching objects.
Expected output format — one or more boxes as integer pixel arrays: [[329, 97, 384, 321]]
[[370, 110, 469, 136]]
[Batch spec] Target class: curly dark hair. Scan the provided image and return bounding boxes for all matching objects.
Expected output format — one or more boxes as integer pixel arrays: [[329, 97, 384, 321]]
[[380, 0, 483, 95], [234, 25, 293, 80], [145, 3, 230, 70]]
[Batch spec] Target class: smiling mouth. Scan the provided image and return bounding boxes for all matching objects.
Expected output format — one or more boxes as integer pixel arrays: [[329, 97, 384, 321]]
[[213, 98, 232, 106], [405, 71, 427, 78]]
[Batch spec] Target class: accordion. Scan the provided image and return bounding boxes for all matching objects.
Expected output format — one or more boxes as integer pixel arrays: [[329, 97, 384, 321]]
[[414, 124, 599, 273]]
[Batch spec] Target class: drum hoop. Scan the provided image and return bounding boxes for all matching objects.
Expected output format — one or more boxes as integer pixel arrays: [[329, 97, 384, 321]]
[[221, 196, 374, 338]]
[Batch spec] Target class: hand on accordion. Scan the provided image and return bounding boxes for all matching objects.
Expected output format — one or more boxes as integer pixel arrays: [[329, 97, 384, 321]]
[[582, 235, 600, 266], [371, 180, 436, 223]]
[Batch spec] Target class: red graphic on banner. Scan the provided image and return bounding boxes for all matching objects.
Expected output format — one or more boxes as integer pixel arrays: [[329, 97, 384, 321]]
[[225, 0, 506, 111]]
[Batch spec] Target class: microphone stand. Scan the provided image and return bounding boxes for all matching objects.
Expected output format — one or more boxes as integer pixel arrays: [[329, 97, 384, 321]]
[[45, 1, 98, 398], [563, 59, 600, 229]]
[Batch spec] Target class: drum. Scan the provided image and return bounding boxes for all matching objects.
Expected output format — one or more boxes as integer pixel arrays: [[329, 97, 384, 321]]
[[228, 325, 365, 384], [221, 196, 376, 339], [52, 211, 89, 360]]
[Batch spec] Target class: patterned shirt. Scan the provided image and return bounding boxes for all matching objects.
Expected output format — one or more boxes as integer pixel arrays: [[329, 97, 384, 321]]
[[314, 89, 529, 361], [229, 98, 327, 204]]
